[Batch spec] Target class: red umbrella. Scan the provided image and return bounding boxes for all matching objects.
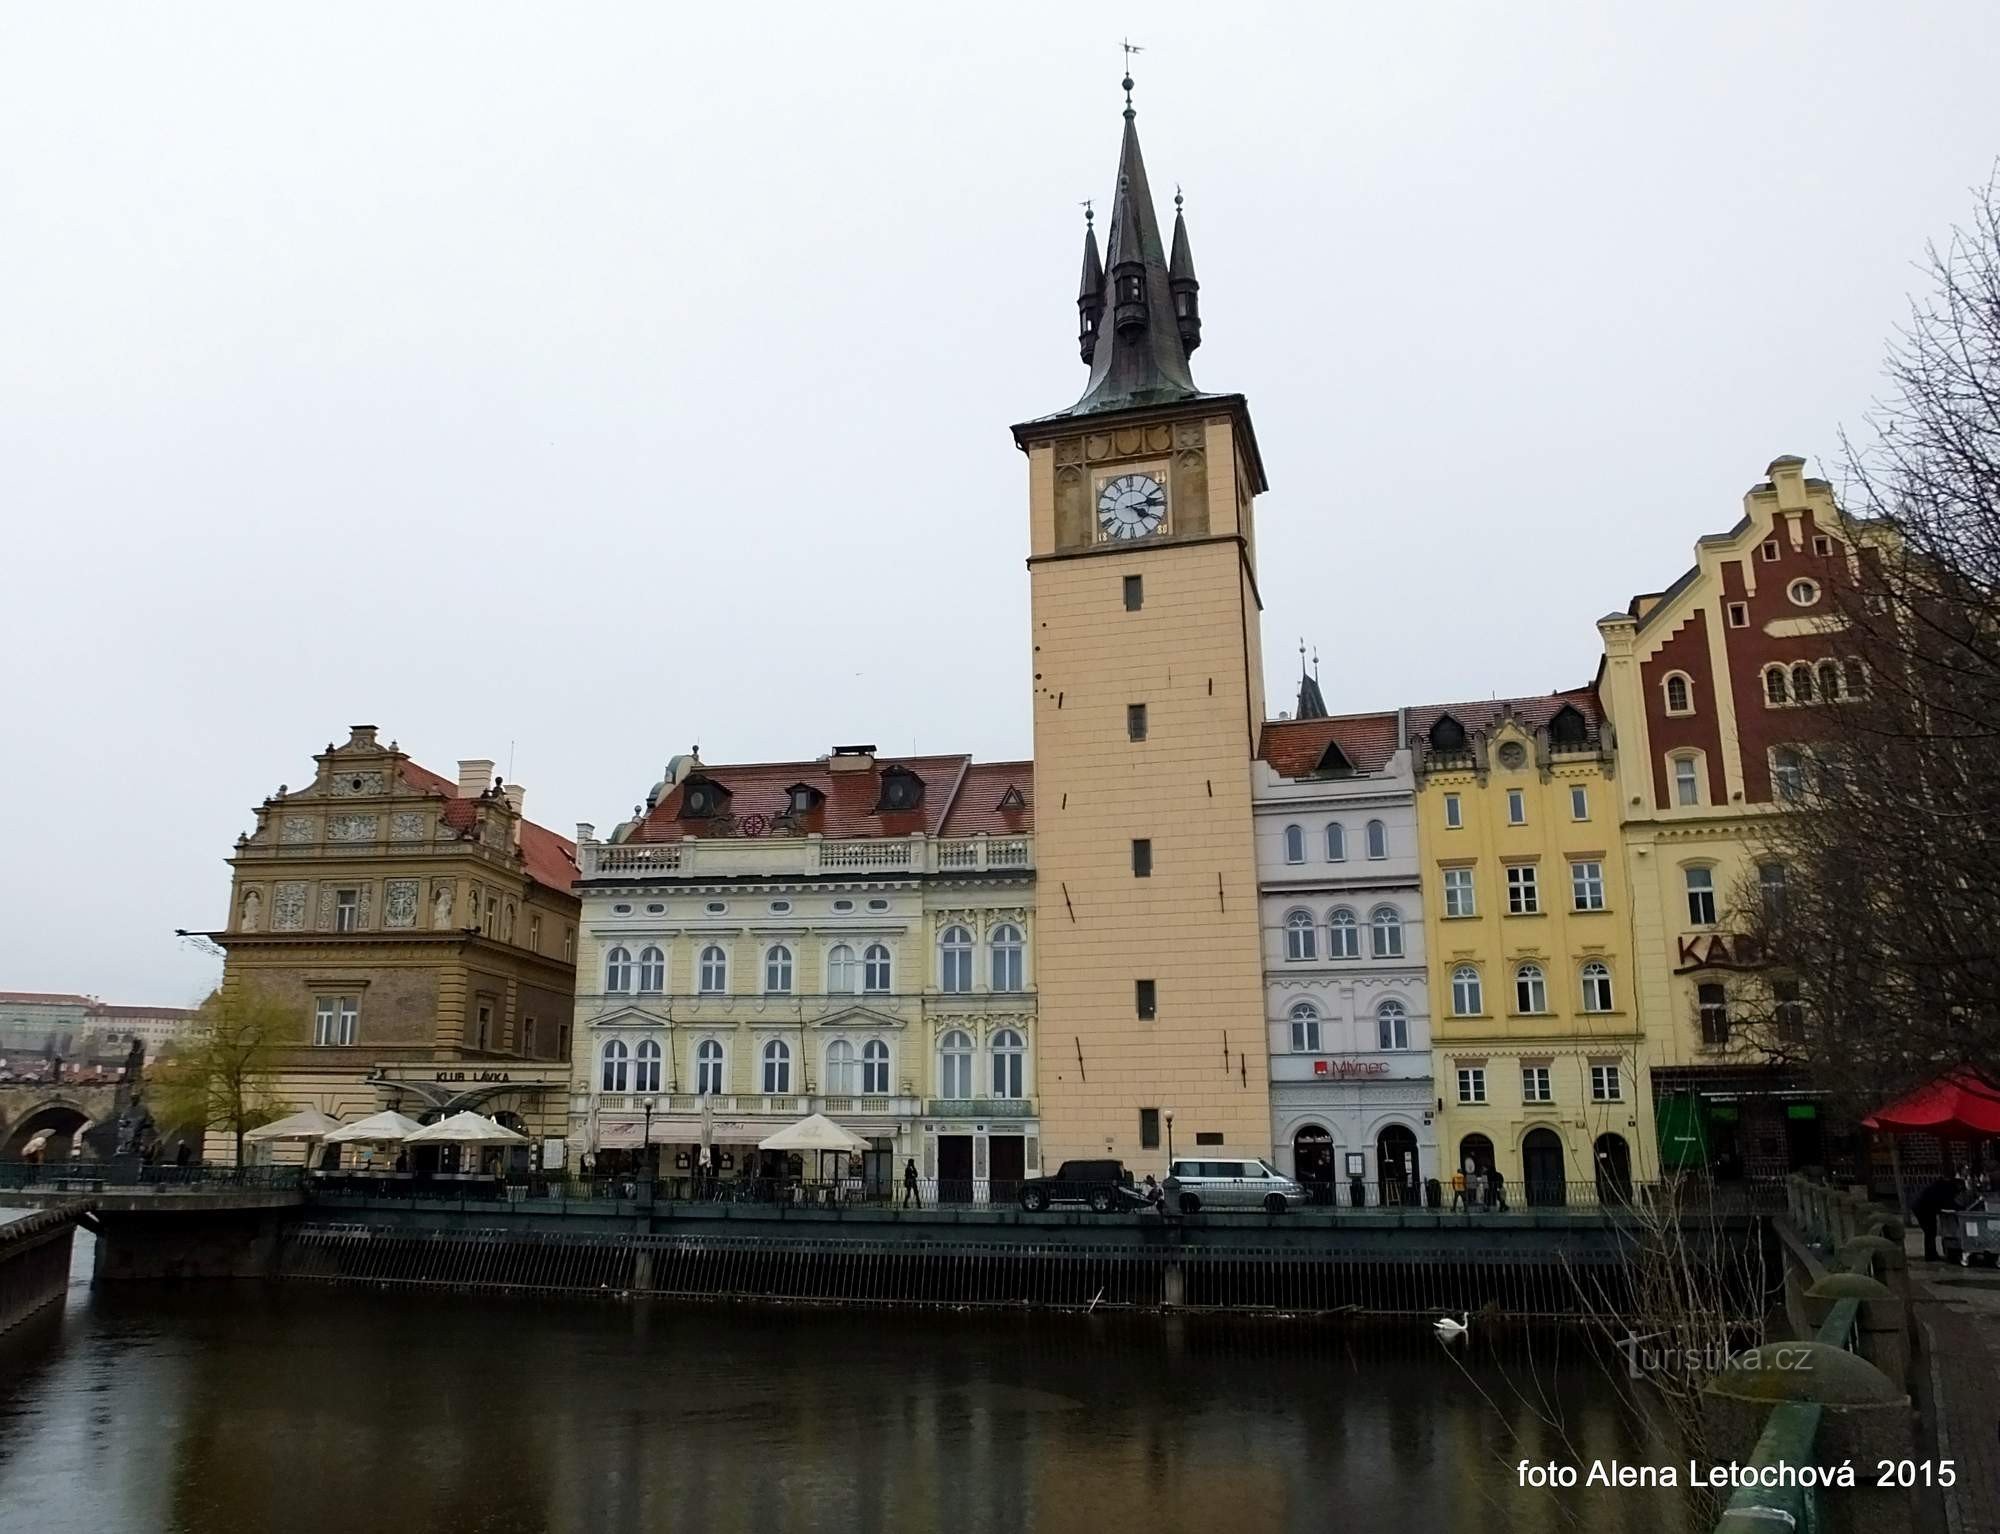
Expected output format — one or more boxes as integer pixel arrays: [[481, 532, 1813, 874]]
[[1864, 1071, 2000, 1136]]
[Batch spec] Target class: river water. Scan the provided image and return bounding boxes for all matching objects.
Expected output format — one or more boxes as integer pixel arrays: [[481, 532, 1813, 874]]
[[0, 1224, 1688, 1533]]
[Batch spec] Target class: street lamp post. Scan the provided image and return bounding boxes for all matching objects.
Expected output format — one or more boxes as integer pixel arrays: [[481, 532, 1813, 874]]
[[1164, 1107, 1176, 1167], [640, 1096, 656, 1202]]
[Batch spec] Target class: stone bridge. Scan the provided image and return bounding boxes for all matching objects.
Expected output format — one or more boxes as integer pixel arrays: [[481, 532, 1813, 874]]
[[0, 1082, 124, 1158]]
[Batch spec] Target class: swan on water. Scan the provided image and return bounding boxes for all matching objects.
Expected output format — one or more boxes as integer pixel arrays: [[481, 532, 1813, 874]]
[[1434, 1312, 1469, 1340]]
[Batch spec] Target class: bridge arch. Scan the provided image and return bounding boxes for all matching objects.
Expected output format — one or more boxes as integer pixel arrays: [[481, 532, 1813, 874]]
[[2, 1100, 97, 1160]]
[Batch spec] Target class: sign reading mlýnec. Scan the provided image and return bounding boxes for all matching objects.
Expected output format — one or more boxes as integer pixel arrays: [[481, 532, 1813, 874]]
[[1314, 1059, 1390, 1079]]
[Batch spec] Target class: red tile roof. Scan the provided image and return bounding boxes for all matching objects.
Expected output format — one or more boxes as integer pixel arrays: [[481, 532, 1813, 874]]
[[1406, 687, 1603, 739], [396, 760, 579, 897], [626, 753, 1034, 844], [1256, 713, 1400, 779]]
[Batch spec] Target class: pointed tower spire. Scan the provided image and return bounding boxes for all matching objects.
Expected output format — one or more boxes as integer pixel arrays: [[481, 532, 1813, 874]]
[[1169, 187, 1201, 355], [1063, 74, 1200, 416], [1295, 638, 1328, 719], [1077, 202, 1104, 364]]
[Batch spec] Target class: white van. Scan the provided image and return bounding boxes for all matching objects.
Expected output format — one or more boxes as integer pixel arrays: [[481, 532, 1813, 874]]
[[1163, 1156, 1307, 1214]]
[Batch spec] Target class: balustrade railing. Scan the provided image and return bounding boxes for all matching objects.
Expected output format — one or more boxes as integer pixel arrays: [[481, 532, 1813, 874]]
[[578, 833, 1032, 881]]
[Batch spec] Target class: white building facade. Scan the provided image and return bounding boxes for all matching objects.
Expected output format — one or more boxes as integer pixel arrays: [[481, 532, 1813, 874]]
[[570, 747, 1039, 1201], [1254, 709, 1436, 1203]]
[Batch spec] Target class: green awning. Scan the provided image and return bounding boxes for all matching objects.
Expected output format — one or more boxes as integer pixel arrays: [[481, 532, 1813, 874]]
[[1656, 1091, 1709, 1170]]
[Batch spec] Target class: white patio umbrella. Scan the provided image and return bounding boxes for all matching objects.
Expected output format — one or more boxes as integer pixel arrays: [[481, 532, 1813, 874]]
[[760, 1113, 868, 1189], [244, 1108, 344, 1142], [324, 1110, 426, 1144], [404, 1111, 527, 1145]]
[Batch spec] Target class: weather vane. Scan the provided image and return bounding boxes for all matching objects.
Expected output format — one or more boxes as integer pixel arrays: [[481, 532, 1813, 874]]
[[1122, 38, 1143, 107]]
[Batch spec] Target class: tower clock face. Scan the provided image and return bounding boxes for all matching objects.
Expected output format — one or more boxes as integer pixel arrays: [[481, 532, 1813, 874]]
[[1097, 472, 1166, 540]]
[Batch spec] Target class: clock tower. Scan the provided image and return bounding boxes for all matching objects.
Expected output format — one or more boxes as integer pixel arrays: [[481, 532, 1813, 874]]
[[1012, 78, 1273, 1164]]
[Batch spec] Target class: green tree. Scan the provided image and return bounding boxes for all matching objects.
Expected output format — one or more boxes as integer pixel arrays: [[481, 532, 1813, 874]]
[[150, 986, 306, 1166]]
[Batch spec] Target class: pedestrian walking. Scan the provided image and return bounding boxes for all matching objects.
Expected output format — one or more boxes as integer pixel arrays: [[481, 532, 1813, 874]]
[[1450, 1169, 1468, 1212], [1487, 1165, 1509, 1213], [902, 1158, 921, 1208]]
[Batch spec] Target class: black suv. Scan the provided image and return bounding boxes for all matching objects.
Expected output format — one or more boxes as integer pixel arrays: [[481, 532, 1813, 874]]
[[1017, 1159, 1144, 1215]]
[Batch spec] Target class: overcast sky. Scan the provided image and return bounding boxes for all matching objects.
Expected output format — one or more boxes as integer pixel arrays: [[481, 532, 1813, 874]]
[[5, 5, 1998, 1006]]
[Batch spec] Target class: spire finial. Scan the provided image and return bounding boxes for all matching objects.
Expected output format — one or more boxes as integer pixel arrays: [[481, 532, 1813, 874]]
[[1080, 198, 1093, 228], [1121, 37, 1143, 115], [1299, 637, 1308, 673], [1175, 183, 1184, 212]]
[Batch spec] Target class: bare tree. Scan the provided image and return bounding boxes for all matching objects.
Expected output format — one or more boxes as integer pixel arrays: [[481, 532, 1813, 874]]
[[1731, 172, 2000, 1117]]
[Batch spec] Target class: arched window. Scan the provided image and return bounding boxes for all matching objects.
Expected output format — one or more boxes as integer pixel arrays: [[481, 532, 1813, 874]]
[[600, 1038, 629, 1092], [1816, 660, 1841, 701], [1283, 824, 1305, 864], [604, 946, 632, 993], [940, 926, 973, 992], [1370, 905, 1404, 959], [826, 1039, 855, 1094], [1515, 963, 1547, 1014], [1377, 999, 1409, 1050], [1844, 658, 1868, 697], [1663, 673, 1692, 714], [1284, 910, 1317, 962], [698, 945, 727, 994], [827, 944, 858, 994], [863, 943, 892, 994], [636, 946, 664, 993], [1325, 823, 1346, 861], [938, 1029, 973, 1097], [1328, 908, 1360, 960], [634, 1038, 662, 1093], [992, 1029, 1025, 1098], [1451, 966, 1483, 1016], [1581, 961, 1613, 1013], [761, 1039, 791, 1094], [696, 1038, 724, 1095], [861, 1038, 890, 1094], [990, 924, 1024, 992], [1365, 820, 1388, 859], [1764, 666, 1788, 705], [1759, 860, 1788, 918], [1791, 663, 1815, 704], [1289, 1001, 1321, 1053], [764, 945, 793, 995]]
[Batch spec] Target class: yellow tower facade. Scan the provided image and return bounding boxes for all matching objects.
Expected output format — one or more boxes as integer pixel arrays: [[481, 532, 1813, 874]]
[[1012, 86, 1273, 1164]]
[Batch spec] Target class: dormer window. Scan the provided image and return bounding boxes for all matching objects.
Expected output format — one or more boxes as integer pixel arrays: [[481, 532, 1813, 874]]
[[1315, 741, 1355, 776], [678, 774, 730, 820], [1429, 715, 1467, 753], [876, 766, 924, 813], [1548, 704, 1590, 746], [998, 784, 1026, 812], [786, 783, 823, 814]]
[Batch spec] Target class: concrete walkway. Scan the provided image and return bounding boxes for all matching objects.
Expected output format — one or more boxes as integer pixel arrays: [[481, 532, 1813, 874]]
[[1906, 1233, 2000, 1534]]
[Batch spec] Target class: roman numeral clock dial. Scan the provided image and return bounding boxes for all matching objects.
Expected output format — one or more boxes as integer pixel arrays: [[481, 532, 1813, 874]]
[[1097, 472, 1166, 540]]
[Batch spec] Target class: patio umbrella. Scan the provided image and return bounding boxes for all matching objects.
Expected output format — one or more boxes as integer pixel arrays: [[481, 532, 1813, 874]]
[[1863, 1071, 2000, 1219], [1863, 1072, 2000, 1136], [324, 1110, 427, 1144], [244, 1108, 344, 1142], [760, 1113, 868, 1189], [404, 1110, 527, 1145]]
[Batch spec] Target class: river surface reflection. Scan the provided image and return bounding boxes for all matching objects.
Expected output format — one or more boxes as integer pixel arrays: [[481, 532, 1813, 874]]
[[0, 1226, 1684, 1533]]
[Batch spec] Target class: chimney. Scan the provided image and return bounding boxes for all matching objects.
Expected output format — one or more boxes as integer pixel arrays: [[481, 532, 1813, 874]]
[[457, 759, 494, 799], [829, 744, 877, 774], [347, 725, 379, 750], [502, 782, 524, 816]]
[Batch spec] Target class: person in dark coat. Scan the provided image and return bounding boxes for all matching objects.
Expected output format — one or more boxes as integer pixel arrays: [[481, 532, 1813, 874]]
[[902, 1158, 921, 1209], [1914, 1173, 1967, 1262], [1487, 1165, 1509, 1213]]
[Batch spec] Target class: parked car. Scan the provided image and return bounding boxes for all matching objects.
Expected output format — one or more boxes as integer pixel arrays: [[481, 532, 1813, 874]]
[[1017, 1159, 1143, 1214], [1164, 1157, 1307, 1215]]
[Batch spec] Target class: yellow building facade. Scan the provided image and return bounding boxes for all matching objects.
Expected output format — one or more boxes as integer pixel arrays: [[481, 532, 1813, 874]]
[[1413, 696, 1658, 1199], [1012, 92, 1273, 1164]]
